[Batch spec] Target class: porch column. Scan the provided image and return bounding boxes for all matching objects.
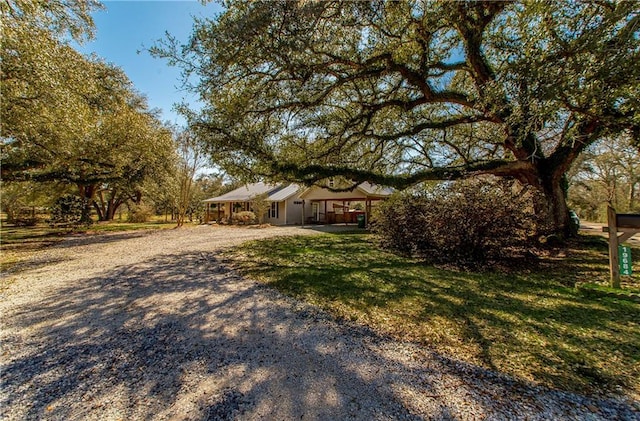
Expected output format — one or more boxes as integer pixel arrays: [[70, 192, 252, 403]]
[[343, 200, 347, 225], [324, 200, 327, 223], [365, 199, 370, 226]]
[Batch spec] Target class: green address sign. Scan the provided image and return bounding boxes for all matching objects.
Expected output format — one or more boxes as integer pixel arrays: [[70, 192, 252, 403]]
[[619, 245, 632, 276]]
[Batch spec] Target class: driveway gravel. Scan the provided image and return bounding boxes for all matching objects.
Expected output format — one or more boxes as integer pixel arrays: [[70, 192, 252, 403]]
[[1, 225, 638, 420]]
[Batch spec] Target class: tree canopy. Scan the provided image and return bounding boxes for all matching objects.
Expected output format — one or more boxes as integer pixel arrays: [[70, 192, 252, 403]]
[[2, 0, 176, 221], [156, 0, 640, 235], [2, 0, 101, 43]]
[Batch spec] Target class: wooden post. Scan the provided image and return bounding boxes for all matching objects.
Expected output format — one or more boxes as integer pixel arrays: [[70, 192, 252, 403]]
[[324, 200, 327, 223], [364, 199, 369, 227], [608, 206, 621, 288], [342, 200, 346, 225]]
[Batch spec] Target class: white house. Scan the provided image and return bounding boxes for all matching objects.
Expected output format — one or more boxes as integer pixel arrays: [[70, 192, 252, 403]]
[[203, 181, 393, 226], [203, 182, 304, 225]]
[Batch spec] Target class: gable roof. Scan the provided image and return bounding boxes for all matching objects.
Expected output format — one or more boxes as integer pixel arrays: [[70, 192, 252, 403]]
[[268, 183, 301, 201], [203, 182, 301, 203], [298, 182, 394, 199], [356, 182, 395, 197]]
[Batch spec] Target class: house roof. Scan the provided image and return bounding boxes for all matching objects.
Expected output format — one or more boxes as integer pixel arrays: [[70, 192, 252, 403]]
[[356, 182, 395, 197], [203, 182, 300, 203], [298, 182, 394, 199], [268, 183, 301, 201]]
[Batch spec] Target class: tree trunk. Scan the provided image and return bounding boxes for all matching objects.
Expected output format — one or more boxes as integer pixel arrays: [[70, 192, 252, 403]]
[[105, 200, 120, 221], [93, 188, 125, 221], [77, 184, 97, 224], [537, 172, 572, 239], [94, 189, 106, 221], [6, 207, 15, 223], [105, 193, 124, 221]]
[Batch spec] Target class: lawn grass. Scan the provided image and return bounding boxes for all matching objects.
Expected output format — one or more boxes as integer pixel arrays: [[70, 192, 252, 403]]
[[230, 232, 640, 399], [0, 220, 177, 269]]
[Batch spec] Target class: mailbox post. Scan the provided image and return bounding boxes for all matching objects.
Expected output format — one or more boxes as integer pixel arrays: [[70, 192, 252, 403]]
[[605, 206, 639, 288]]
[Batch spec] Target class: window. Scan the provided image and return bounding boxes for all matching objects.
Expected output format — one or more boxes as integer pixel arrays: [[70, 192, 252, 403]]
[[328, 178, 335, 188], [269, 201, 279, 219]]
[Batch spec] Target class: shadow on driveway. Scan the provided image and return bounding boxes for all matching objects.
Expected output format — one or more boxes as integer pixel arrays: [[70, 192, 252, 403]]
[[1, 251, 637, 420]]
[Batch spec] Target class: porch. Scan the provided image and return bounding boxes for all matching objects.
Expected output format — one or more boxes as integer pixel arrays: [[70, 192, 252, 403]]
[[303, 199, 381, 226]]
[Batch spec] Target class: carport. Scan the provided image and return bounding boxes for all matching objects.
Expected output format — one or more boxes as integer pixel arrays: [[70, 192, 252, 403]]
[[299, 182, 393, 226]]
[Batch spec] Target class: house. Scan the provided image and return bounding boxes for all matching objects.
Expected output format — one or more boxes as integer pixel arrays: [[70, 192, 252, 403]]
[[203, 181, 393, 225], [203, 182, 303, 225]]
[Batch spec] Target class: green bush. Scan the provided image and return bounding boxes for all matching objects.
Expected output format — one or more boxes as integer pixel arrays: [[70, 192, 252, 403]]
[[12, 216, 38, 226], [10, 207, 44, 226], [371, 180, 541, 268], [232, 211, 256, 225], [128, 203, 153, 223], [50, 195, 84, 225]]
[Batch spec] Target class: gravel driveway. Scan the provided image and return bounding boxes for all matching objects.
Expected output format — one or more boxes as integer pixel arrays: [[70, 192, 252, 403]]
[[1, 225, 638, 420]]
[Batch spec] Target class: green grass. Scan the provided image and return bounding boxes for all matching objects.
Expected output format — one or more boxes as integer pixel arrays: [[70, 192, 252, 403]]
[[577, 282, 640, 300], [230, 232, 640, 399]]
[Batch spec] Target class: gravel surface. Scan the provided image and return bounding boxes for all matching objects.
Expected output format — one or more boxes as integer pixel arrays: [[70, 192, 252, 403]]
[[1, 225, 639, 420]]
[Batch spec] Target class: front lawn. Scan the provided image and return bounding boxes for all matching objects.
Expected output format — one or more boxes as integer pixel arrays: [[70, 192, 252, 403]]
[[230, 232, 640, 399]]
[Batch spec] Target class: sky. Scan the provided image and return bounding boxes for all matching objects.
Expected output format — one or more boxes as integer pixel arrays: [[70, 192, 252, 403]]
[[77, 1, 223, 126]]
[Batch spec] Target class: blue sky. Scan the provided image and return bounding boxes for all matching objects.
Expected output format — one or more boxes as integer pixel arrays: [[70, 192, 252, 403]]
[[77, 1, 223, 126]]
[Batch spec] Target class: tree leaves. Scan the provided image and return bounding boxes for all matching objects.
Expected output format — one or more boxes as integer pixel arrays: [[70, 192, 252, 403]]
[[156, 0, 639, 233], [1, 0, 176, 220]]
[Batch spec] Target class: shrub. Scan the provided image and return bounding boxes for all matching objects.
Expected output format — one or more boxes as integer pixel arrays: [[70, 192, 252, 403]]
[[9, 207, 44, 226], [50, 195, 84, 225], [371, 180, 541, 268], [232, 211, 256, 225], [250, 193, 270, 224], [128, 203, 153, 223], [12, 216, 38, 226]]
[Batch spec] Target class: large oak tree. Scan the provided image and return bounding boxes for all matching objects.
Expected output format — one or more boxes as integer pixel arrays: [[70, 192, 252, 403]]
[[2, 0, 175, 221], [157, 0, 639, 235]]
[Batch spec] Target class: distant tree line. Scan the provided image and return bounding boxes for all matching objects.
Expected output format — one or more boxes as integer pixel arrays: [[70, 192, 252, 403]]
[[0, 0, 227, 226], [568, 135, 640, 222]]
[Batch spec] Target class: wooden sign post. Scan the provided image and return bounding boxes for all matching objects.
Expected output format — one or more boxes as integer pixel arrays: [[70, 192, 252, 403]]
[[605, 206, 640, 288]]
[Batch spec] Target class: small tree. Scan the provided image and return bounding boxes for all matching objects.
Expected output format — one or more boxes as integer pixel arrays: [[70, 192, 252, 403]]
[[175, 130, 207, 227], [250, 193, 271, 224], [127, 203, 153, 223]]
